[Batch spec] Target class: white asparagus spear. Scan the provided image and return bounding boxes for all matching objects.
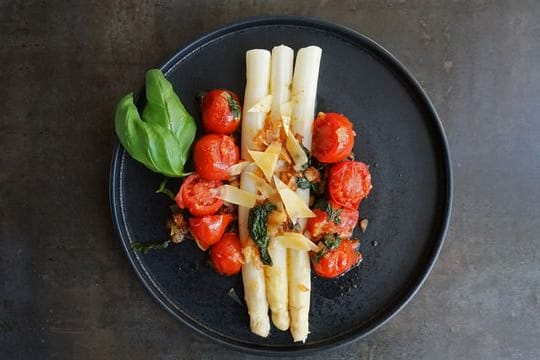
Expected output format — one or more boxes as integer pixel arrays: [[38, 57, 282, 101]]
[[241, 49, 271, 159], [265, 45, 294, 331], [239, 49, 271, 337], [288, 46, 322, 343], [239, 165, 270, 337], [269, 45, 294, 130]]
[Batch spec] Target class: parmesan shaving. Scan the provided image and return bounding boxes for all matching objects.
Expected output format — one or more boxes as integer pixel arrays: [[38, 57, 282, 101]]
[[286, 132, 309, 171], [248, 142, 281, 182], [246, 172, 275, 199], [265, 141, 282, 155], [274, 232, 318, 251], [217, 185, 257, 208], [273, 176, 315, 222], [227, 161, 249, 176]]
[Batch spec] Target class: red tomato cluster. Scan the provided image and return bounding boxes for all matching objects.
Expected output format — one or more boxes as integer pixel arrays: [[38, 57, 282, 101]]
[[175, 89, 243, 276], [308, 112, 372, 279], [173, 101, 373, 279]]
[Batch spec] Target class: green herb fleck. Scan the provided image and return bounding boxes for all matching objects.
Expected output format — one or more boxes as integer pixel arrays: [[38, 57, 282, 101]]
[[248, 202, 276, 265], [312, 234, 342, 262], [328, 206, 342, 225], [226, 92, 241, 120], [298, 142, 312, 170], [322, 233, 342, 250], [313, 199, 342, 224], [295, 176, 312, 190], [131, 239, 171, 254], [155, 178, 176, 200]]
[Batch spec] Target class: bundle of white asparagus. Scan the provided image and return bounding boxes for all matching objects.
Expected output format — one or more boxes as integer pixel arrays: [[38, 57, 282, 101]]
[[237, 45, 322, 342]]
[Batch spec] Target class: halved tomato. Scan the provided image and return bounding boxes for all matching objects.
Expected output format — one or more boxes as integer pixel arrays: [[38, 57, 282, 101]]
[[193, 134, 239, 181], [189, 214, 233, 251], [175, 174, 223, 216]]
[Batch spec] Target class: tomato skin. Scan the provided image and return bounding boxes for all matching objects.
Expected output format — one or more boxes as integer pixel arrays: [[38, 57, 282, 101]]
[[312, 113, 355, 163], [189, 214, 233, 251], [311, 239, 362, 279], [193, 134, 239, 181], [306, 202, 359, 241], [328, 161, 372, 209], [176, 174, 223, 216], [202, 89, 241, 134], [210, 232, 243, 276]]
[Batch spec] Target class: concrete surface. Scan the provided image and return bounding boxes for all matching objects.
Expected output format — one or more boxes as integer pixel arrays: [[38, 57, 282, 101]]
[[1, 1, 539, 359]]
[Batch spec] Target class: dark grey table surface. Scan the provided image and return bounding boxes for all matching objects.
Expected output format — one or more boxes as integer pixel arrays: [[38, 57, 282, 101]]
[[1, 1, 539, 359]]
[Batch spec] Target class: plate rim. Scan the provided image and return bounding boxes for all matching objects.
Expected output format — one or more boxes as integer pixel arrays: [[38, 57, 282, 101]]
[[109, 15, 453, 356]]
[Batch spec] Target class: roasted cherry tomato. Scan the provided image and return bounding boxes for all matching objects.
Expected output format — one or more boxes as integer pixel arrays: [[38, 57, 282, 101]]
[[176, 174, 223, 216], [210, 232, 243, 276], [311, 239, 362, 278], [306, 201, 359, 241], [202, 89, 241, 134], [189, 214, 233, 251], [328, 161, 372, 209], [312, 112, 355, 163], [193, 134, 239, 181]]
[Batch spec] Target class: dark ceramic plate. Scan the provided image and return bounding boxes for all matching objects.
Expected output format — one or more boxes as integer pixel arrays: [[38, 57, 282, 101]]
[[109, 17, 452, 355]]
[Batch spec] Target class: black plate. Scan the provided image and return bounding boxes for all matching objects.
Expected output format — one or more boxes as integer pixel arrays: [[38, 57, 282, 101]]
[[109, 16, 452, 355]]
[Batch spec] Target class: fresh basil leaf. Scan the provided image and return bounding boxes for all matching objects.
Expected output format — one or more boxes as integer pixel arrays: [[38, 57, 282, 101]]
[[143, 122, 183, 177], [248, 202, 276, 266], [114, 70, 197, 177], [143, 69, 196, 168], [143, 70, 195, 138], [115, 94, 160, 173]]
